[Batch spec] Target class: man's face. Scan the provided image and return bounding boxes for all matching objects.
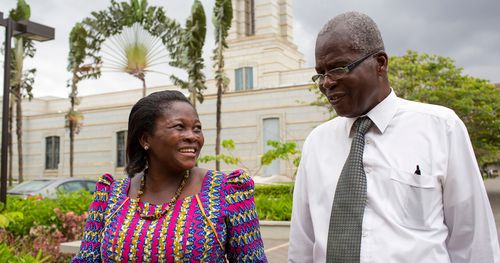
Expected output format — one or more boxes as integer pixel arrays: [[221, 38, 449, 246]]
[[314, 29, 386, 118]]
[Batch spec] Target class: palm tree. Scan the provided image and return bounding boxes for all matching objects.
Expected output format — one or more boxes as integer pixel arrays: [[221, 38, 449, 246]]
[[8, 0, 37, 183], [66, 23, 100, 177], [101, 22, 170, 97], [82, 0, 180, 98], [170, 0, 207, 107], [212, 0, 233, 170]]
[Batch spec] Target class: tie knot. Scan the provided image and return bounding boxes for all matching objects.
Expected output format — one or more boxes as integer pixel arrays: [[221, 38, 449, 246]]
[[354, 116, 373, 135]]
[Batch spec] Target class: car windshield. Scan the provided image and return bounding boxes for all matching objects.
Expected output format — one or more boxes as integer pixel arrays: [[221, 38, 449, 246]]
[[9, 180, 53, 193]]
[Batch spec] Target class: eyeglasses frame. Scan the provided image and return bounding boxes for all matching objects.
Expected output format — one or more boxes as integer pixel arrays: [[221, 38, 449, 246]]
[[312, 50, 381, 84]]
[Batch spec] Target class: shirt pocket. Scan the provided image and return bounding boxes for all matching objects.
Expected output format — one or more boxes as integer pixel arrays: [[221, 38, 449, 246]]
[[389, 169, 442, 230]]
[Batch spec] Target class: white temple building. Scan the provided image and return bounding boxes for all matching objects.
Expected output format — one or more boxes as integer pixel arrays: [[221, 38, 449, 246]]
[[3, 0, 330, 181]]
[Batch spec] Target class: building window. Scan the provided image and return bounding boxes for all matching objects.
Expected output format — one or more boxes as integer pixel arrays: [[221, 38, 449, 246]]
[[117, 131, 127, 167], [235, 67, 253, 91], [263, 117, 280, 177], [45, 136, 60, 170], [245, 0, 255, 36]]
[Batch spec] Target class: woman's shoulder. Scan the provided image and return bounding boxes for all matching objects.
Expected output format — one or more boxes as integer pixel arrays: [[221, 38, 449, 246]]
[[224, 168, 253, 186], [200, 168, 254, 195], [217, 169, 256, 211], [95, 173, 128, 190], [221, 169, 254, 196], [97, 173, 114, 186]]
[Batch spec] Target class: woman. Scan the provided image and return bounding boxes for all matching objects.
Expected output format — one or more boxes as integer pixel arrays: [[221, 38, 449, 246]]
[[73, 90, 267, 262]]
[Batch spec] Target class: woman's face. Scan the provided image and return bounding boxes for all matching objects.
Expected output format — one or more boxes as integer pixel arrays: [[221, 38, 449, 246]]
[[143, 101, 204, 173]]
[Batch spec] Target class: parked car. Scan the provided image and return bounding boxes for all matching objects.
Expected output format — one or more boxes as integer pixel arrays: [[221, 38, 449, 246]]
[[7, 178, 97, 199]]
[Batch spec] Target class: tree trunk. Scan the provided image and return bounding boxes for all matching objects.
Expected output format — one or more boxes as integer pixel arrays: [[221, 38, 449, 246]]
[[69, 120, 74, 177], [8, 97, 13, 186], [69, 75, 78, 178], [215, 79, 222, 171], [190, 86, 197, 108], [15, 90, 23, 183], [142, 77, 147, 98], [215, 36, 224, 171]]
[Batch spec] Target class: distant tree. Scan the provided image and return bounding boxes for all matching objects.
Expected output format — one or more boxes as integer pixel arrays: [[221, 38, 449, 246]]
[[389, 50, 464, 98], [198, 139, 241, 166], [261, 140, 301, 180], [310, 50, 499, 167], [8, 0, 37, 183], [169, 0, 207, 107], [212, 0, 233, 170], [199, 139, 301, 180], [66, 23, 101, 177]]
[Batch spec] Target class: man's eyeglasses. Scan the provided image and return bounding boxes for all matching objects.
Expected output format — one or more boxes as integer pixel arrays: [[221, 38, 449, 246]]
[[312, 50, 380, 85]]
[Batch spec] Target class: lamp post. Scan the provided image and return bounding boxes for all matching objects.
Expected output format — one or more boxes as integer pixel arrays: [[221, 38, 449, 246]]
[[0, 11, 55, 206]]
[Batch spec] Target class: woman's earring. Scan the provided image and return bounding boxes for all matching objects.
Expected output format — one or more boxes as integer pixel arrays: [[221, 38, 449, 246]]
[[144, 145, 149, 151]]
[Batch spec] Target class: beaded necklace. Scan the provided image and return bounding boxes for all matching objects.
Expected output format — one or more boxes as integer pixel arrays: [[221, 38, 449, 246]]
[[136, 169, 190, 220]]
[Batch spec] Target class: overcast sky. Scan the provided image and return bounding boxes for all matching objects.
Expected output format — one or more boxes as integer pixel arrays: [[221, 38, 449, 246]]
[[1, 0, 499, 98]]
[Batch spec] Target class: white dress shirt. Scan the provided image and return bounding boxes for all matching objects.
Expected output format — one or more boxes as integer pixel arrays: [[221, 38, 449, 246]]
[[289, 91, 500, 263]]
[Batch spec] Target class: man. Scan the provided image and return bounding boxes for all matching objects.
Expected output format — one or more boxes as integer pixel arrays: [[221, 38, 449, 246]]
[[288, 11, 499, 263]]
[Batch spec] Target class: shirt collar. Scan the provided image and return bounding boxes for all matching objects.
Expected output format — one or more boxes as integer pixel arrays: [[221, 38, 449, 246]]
[[345, 90, 398, 135]]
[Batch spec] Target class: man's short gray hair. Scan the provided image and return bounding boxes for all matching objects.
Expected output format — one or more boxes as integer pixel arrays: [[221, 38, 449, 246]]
[[319, 11, 385, 53]]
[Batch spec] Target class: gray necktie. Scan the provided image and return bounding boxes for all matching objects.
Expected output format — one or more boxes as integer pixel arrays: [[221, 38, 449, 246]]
[[326, 116, 374, 263]]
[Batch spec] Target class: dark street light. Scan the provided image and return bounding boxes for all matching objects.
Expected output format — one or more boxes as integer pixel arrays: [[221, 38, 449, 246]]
[[0, 11, 55, 207], [13, 20, 55, 41]]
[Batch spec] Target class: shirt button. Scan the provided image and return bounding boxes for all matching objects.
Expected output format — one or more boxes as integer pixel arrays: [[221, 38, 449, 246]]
[[366, 139, 371, 144], [365, 168, 371, 174]]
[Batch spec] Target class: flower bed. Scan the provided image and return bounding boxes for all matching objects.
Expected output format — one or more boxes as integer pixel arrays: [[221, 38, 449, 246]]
[[0, 192, 92, 262]]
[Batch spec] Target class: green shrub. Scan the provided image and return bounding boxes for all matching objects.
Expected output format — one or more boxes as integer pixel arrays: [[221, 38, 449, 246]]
[[0, 192, 91, 262], [254, 184, 294, 221], [255, 184, 294, 197], [2, 190, 93, 236], [0, 243, 50, 262], [1, 183, 294, 237]]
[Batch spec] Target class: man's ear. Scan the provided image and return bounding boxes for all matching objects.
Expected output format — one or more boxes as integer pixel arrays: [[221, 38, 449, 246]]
[[375, 51, 388, 74]]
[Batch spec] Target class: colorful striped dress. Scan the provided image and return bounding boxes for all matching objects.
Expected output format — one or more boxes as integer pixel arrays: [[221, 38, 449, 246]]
[[72, 169, 267, 262]]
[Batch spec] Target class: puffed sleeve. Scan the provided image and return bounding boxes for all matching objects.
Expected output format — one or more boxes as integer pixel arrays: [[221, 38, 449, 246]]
[[223, 169, 267, 262], [72, 173, 114, 263]]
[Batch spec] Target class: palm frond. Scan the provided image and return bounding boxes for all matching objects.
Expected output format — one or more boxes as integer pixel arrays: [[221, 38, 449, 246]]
[[101, 22, 170, 81]]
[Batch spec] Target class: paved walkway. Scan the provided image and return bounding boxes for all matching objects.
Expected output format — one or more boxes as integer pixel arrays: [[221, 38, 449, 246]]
[[484, 176, 500, 243], [264, 177, 500, 262], [264, 239, 289, 262]]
